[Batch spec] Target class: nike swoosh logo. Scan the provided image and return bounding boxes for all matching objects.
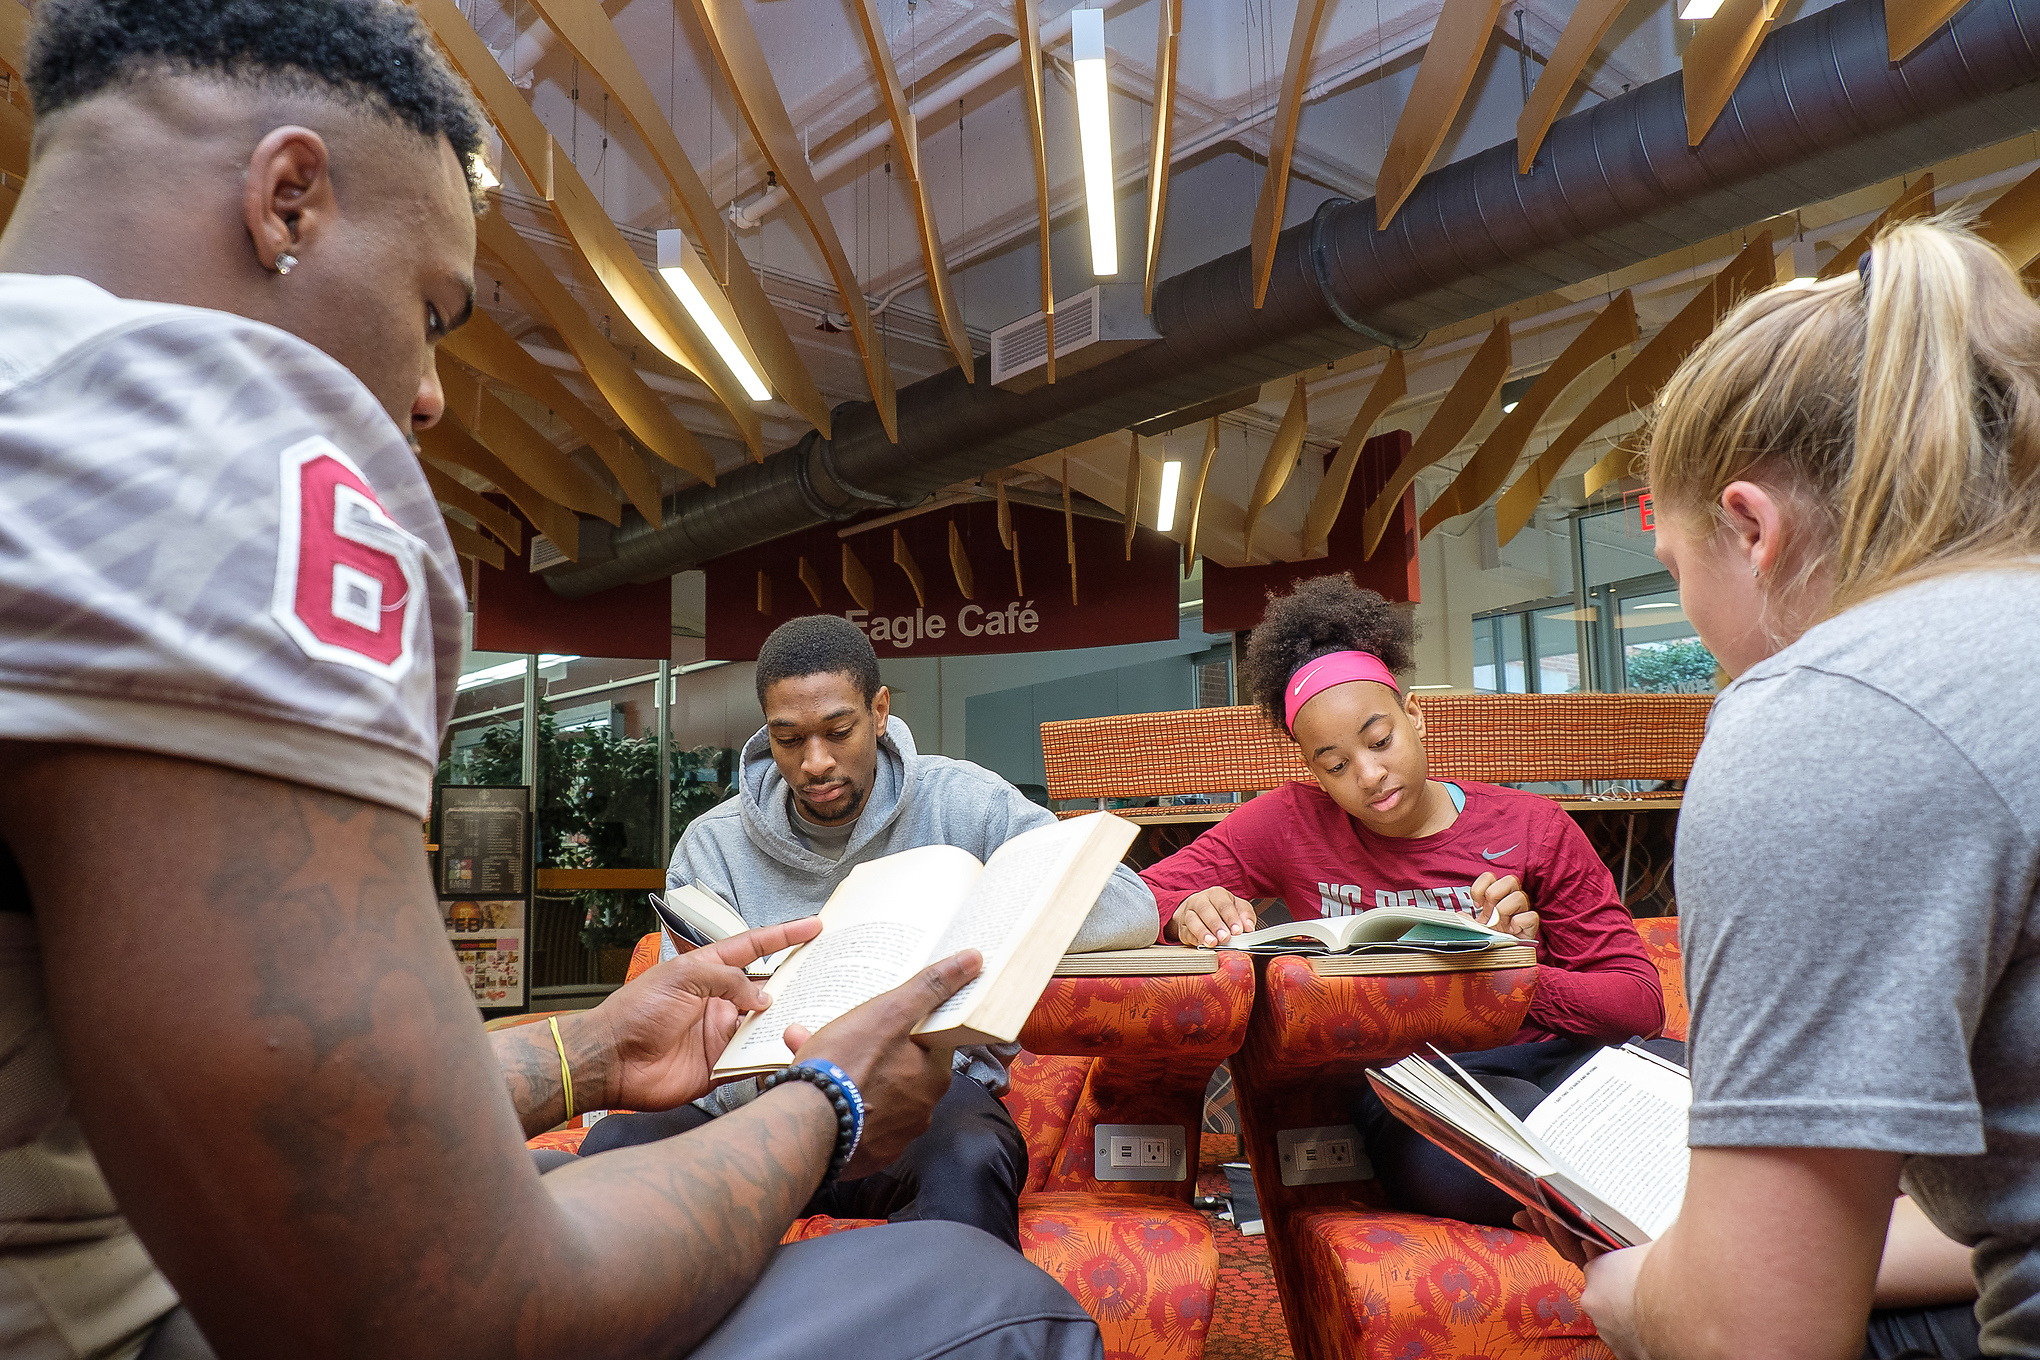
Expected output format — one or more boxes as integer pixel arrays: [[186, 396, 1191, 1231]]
[[1482, 845, 1518, 860], [1290, 659, 1334, 696]]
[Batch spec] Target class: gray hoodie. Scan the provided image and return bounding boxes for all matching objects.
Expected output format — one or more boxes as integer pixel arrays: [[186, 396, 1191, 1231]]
[[668, 715, 1160, 1111]]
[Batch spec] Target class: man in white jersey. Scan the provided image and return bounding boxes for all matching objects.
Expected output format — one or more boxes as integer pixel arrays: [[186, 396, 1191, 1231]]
[[0, 3, 1102, 1358]]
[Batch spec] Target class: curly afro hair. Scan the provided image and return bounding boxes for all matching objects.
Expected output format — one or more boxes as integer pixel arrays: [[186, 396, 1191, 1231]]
[[1240, 574, 1417, 732], [755, 615, 883, 708], [27, 0, 486, 197]]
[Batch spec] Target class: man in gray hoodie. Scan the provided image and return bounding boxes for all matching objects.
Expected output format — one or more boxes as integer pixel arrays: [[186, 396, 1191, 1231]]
[[581, 616, 1160, 1249]]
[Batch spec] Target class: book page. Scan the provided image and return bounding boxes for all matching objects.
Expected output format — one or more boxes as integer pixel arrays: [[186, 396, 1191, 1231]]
[[1525, 1048, 1692, 1240], [714, 845, 981, 1075]]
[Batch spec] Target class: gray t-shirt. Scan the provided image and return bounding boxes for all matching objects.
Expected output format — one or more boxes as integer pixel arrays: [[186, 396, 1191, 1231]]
[[788, 799, 858, 862], [1679, 566, 2040, 1355]]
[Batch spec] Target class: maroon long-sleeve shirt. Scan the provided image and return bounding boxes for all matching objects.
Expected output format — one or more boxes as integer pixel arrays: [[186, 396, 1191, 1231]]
[[1139, 780, 1665, 1044]]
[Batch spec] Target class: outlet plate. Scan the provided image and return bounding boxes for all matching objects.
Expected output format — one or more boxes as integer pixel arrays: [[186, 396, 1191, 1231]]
[[1094, 1123, 1188, 1181], [1276, 1124, 1371, 1186]]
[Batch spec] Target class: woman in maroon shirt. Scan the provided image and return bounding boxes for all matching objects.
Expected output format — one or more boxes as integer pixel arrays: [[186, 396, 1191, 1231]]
[[1141, 574, 1666, 1223]]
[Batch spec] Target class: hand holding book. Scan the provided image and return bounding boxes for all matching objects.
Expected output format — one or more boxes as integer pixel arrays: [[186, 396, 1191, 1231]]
[[1470, 871, 1539, 945]]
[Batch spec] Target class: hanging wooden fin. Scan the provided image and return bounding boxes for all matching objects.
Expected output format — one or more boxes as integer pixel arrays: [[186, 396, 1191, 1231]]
[[1887, 0, 1971, 61], [948, 521, 975, 600], [1375, 0, 1510, 227], [1015, 0, 1056, 383], [1360, 320, 1510, 552], [1123, 432, 1143, 561], [1143, 0, 1183, 314], [1242, 376, 1309, 560], [1305, 348, 1407, 556], [1819, 174, 1936, 279], [1062, 458, 1079, 607], [1011, 528, 1026, 598], [1184, 416, 1222, 567], [892, 529, 928, 608], [1516, 0, 1629, 174], [798, 555, 827, 609], [440, 513, 507, 571], [1249, 0, 1332, 305], [842, 542, 876, 611], [420, 461, 523, 552], [756, 570, 773, 615], [1683, 0, 1787, 147], [994, 471, 1015, 550]]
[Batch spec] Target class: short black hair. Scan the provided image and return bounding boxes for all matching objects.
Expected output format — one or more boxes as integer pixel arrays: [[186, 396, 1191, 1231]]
[[755, 616, 883, 708], [1240, 574, 1417, 732], [27, 0, 486, 196]]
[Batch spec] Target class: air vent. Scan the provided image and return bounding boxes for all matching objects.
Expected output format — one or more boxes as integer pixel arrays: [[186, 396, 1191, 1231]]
[[528, 534, 567, 572], [988, 284, 1159, 392]]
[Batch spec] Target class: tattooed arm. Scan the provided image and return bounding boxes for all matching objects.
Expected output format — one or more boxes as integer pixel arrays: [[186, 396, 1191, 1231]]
[[8, 744, 966, 1360]]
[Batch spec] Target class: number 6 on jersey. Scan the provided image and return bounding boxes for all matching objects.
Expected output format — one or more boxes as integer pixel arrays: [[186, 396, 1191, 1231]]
[[271, 436, 426, 681]]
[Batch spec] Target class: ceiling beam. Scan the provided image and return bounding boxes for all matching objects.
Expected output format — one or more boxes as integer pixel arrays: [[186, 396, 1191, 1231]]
[[1517, 0, 1630, 174], [1422, 290, 1639, 535], [1016, 0, 1057, 384], [418, 421, 581, 559], [1143, 0, 1182, 316], [439, 360, 622, 524], [442, 311, 664, 526], [1250, 0, 1332, 308], [414, 0, 764, 456], [475, 210, 717, 484], [1307, 348, 1407, 556], [1365, 320, 1512, 547], [850, 0, 974, 382], [519, 0, 832, 436], [688, 0, 900, 440], [1375, 0, 1509, 229], [1683, 0, 1785, 146]]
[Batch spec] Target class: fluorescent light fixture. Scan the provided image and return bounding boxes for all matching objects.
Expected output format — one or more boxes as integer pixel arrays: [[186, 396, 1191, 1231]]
[[1411, 684, 1458, 690], [1633, 602, 1682, 610], [1678, 0, 1724, 17], [1155, 459, 1183, 532], [657, 229, 772, 403], [1501, 401, 1520, 414], [1070, 9, 1118, 276], [457, 654, 579, 692]]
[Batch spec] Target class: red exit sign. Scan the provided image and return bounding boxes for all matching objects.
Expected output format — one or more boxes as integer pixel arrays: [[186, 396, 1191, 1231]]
[[1637, 490, 1655, 532]]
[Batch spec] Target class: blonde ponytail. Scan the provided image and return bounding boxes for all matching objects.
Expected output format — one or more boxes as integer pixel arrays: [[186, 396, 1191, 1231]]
[[1648, 214, 2040, 614]]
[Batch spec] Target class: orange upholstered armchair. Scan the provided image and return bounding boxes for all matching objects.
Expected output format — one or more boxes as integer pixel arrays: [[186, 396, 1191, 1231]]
[[1231, 920, 1687, 1360], [516, 935, 1254, 1360]]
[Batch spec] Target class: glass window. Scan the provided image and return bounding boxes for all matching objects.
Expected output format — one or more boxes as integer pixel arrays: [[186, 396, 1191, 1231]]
[[1472, 618, 1500, 693], [1499, 613, 1528, 693], [1580, 503, 1661, 589], [1616, 589, 1718, 693], [1532, 605, 1590, 694]]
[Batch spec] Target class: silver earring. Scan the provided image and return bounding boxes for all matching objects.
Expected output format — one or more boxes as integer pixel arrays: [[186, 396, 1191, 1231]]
[[272, 252, 298, 276], [1750, 563, 1761, 579]]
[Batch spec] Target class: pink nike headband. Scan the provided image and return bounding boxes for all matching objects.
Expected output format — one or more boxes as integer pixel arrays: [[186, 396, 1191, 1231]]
[[1283, 650, 1401, 732]]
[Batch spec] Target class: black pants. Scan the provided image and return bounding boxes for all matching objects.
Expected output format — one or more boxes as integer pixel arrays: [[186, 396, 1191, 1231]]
[[1352, 1038, 1983, 1360], [581, 1071, 1028, 1250]]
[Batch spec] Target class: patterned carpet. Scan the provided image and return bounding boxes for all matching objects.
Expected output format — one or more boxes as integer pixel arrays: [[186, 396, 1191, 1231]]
[[1196, 1135, 1293, 1360]]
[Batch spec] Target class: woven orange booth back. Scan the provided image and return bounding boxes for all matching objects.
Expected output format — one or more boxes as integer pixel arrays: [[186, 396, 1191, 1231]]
[[1040, 693, 1712, 802]]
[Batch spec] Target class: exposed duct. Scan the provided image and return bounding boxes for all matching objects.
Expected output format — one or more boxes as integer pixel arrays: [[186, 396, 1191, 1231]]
[[549, 0, 2040, 597]]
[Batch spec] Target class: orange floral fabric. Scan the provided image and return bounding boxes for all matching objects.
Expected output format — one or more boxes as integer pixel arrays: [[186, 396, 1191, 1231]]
[[1003, 1051, 1094, 1193], [1291, 1208, 1615, 1360], [1634, 916, 1686, 1041], [1021, 1193, 1218, 1360], [1244, 957, 1539, 1083], [1019, 957, 1256, 1062], [781, 1215, 883, 1243]]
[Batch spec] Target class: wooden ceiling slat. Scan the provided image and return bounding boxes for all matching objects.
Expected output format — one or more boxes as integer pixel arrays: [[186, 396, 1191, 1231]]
[[1249, 0, 1331, 307], [1183, 417, 1222, 567], [521, 0, 831, 436], [421, 461, 523, 552], [892, 529, 929, 608], [1360, 319, 1511, 543], [439, 360, 622, 524], [415, 0, 763, 455], [851, 0, 974, 382], [949, 521, 976, 600], [1144, 0, 1183, 315], [689, 0, 900, 440], [1422, 291, 1640, 536], [0, 0, 25, 73], [441, 513, 507, 571], [1887, 0, 1971, 61], [475, 210, 716, 484], [1683, 0, 1785, 147], [1975, 164, 2040, 269], [419, 421, 581, 559], [842, 541, 877, 610], [1572, 231, 1778, 499], [1375, 0, 1509, 229], [0, 96, 30, 179], [1817, 174, 1935, 279], [1062, 458, 1079, 605], [1123, 433, 1143, 559], [1516, 0, 1629, 174], [442, 312, 663, 526], [1242, 377, 1310, 560], [1309, 347, 1407, 557], [1015, 0, 1057, 384]]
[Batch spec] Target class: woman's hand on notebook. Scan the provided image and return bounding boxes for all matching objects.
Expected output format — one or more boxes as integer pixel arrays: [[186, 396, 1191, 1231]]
[[1472, 872, 1538, 944], [1171, 887, 1259, 948], [593, 918, 825, 1113]]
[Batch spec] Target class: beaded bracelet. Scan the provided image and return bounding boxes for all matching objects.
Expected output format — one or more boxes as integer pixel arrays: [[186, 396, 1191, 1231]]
[[761, 1058, 865, 1182]]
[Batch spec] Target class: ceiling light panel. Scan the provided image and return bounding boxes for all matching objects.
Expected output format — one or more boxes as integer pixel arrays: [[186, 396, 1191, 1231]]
[[1071, 8, 1119, 276]]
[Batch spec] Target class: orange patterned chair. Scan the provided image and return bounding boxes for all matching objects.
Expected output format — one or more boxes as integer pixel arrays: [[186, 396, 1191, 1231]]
[[1231, 918, 1687, 1360], [511, 935, 1255, 1360]]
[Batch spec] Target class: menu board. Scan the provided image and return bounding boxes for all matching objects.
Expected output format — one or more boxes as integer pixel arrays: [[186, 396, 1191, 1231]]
[[438, 785, 528, 897], [443, 898, 526, 1008]]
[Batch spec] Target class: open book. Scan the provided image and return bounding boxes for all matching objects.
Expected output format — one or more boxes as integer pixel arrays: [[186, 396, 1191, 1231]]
[[711, 812, 1138, 1079], [650, 883, 794, 978], [1052, 946, 1217, 977], [1220, 904, 1517, 956], [1368, 1044, 1691, 1249]]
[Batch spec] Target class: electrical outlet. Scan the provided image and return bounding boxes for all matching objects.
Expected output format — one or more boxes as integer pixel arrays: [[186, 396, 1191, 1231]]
[[1276, 1124, 1372, 1186], [1094, 1124, 1186, 1181]]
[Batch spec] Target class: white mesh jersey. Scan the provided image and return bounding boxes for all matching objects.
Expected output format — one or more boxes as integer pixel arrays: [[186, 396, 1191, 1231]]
[[0, 272, 465, 814], [0, 272, 465, 1359]]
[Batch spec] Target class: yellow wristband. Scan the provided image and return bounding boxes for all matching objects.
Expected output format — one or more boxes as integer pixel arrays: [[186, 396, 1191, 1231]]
[[548, 1015, 576, 1120]]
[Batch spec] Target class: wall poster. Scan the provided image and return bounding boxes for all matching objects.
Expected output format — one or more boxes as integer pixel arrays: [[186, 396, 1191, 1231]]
[[436, 785, 532, 1012]]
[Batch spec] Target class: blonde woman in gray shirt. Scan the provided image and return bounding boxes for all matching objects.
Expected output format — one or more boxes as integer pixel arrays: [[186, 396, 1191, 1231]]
[[1524, 217, 2040, 1360]]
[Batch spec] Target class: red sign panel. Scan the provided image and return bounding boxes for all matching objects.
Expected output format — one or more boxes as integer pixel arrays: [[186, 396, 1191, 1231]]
[[1638, 490, 1656, 532], [703, 500, 1181, 661]]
